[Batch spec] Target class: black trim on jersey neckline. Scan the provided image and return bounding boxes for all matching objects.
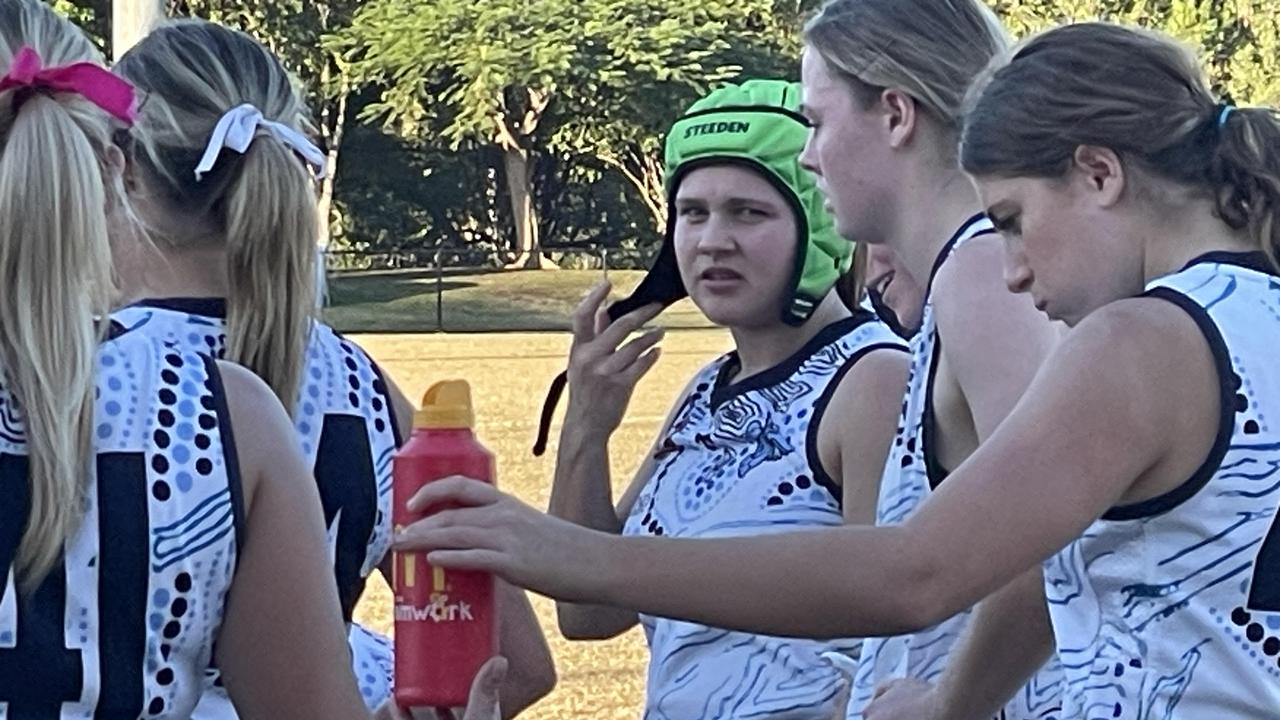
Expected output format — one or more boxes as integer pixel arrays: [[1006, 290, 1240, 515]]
[[130, 297, 228, 318], [1102, 287, 1234, 521], [202, 354, 248, 558], [926, 213, 994, 294], [710, 312, 877, 410], [918, 214, 996, 489], [806, 341, 911, 504], [101, 318, 128, 342], [1180, 250, 1278, 277]]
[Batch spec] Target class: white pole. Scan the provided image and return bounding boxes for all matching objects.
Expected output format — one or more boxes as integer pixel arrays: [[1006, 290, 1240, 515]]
[[112, 0, 164, 61]]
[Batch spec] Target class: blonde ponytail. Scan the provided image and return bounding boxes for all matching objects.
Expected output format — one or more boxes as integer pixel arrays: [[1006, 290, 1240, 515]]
[[224, 138, 317, 412], [115, 20, 320, 412], [0, 0, 119, 588]]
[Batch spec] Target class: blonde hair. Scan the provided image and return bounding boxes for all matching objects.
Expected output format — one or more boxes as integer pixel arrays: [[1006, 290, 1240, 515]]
[[115, 20, 317, 412], [804, 0, 1008, 141], [0, 0, 121, 587], [962, 22, 1280, 270]]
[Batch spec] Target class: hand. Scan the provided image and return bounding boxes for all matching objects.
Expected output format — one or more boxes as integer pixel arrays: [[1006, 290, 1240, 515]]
[[564, 281, 664, 440], [373, 657, 508, 720], [864, 678, 944, 720], [395, 477, 612, 602]]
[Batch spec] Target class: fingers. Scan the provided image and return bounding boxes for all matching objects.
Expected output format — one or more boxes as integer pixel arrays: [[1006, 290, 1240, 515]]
[[571, 281, 612, 342], [426, 549, 510, 574], [395, 510, 503, 551], [407, 476, 500, 513], [621, 347, 662, 386], [461, 657, 508, 720], [598, 327, 665, 375], [594, 302, 610, 337], [594, 302, 664, 352]]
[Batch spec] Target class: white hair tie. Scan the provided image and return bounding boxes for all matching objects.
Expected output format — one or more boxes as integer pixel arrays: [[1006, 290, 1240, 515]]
[[193, 103, 327, 181]]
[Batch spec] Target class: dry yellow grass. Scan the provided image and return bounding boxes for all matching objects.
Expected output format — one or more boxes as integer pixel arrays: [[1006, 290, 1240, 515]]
[[350, 328, 733, 719]]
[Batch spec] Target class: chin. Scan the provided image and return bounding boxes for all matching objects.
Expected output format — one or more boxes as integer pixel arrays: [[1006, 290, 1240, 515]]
[[693, 298, 768, 329]]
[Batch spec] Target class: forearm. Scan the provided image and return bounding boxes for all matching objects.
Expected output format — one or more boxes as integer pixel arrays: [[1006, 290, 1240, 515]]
[[547, 424, 619, 531], [495, 583, 556, 717], [588, 525, 944, 639], [548, 424, 638, 637], [935, 567, 1056, 720]]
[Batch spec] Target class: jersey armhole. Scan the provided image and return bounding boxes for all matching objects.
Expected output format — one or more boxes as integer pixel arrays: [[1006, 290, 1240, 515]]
[[1102, 286, 1235, 521], [806, 342, 911, 506], [202, 354, 248, 560], [368, 360, 403, 447]]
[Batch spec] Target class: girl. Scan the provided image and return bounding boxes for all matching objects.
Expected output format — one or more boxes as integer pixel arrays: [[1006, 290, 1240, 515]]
[[109, 20, 554, 717], [0, 1, 368, 716], [545, 79, 909, 718]]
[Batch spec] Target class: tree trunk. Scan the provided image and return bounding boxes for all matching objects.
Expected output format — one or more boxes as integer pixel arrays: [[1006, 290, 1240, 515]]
[[502, 147, 553, 269], [112, 0, 164, 61]]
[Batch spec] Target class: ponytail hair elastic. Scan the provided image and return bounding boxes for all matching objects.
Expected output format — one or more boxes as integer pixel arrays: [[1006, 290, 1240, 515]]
[[194, 103, 326, 181]]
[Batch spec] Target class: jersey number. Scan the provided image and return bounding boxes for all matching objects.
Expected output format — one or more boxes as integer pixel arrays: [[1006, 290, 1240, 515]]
[[1248, 505, 1280, 612], [0, 453, 148, 717]]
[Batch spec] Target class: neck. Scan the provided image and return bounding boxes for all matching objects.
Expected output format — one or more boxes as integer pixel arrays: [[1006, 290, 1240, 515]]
[[729, 293, 851, 380], [134, 240, 230, 301], [1141, 198, 1260, 283], [887, 164, 983, 290]]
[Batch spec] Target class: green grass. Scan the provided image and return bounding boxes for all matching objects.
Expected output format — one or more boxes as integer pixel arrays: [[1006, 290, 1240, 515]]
[[350, 330, 734, 719], [323, 268, 712, 333]]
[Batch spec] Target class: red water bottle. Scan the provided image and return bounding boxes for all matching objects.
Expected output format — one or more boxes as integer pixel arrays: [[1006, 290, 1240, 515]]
[[393, 380, 497, 709]]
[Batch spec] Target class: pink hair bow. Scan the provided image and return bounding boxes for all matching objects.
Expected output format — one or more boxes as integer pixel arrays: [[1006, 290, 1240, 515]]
[[0, 46, 138, 125]]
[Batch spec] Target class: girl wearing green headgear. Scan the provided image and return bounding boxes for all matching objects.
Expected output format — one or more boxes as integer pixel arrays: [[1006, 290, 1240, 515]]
[[535, 79, 909, 718]]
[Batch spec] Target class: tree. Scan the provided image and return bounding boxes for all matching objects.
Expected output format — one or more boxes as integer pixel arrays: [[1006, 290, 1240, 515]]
[[336, 0, 796, 268], [993, 0, 1280, 103], [166, 1, 364, 251]]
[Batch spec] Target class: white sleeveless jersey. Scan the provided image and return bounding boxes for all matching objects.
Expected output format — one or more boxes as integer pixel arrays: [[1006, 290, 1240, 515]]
[[113, 300, 400, 710], [0, 324, 242, 718], [1046, 252, 1280, 718], [850, 215, 1063, 719], [622, 314, 907, 719]]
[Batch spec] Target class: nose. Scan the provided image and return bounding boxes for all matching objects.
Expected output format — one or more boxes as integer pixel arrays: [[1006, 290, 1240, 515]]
[[799, 131, 820, 176], [1003, 246, 1034, 295], [697, 214, 736, 255]]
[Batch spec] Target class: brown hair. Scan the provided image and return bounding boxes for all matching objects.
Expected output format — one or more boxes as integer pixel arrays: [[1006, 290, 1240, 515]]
[[962, 22, 1280, 269], [115, 20, 318, 412]]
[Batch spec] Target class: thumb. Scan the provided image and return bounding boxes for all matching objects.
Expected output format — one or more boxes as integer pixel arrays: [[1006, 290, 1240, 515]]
[[462, 657, 508, 720]]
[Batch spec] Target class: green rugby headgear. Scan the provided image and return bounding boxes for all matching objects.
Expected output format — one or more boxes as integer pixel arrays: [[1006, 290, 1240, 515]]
[[605, 78, 852, 326], [533, 79, 851, 455]]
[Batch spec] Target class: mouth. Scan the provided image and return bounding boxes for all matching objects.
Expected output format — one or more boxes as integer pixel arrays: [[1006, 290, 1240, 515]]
[[699, 267, 745, 288]]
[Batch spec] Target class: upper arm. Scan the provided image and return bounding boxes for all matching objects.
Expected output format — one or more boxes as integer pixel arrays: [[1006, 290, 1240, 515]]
[[213, 362, 368, 720], [902, 299, 1215, 618], [932, 238, 1062, 441], [819, 347, 910, 525]]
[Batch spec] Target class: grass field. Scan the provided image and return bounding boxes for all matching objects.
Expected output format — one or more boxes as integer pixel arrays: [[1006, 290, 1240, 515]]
[[325, 268, 711, 333], [347, 329, 734, 719]]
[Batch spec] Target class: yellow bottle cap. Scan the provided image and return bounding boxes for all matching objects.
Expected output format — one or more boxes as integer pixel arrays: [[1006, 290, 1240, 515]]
[[414, 380, 475, 429]]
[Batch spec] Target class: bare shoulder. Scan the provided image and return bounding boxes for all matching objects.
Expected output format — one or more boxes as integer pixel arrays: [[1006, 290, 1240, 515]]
[[213, 360, 305, 505]]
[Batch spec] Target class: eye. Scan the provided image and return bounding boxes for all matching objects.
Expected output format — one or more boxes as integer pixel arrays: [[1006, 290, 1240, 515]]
[[992, 211, 1022, 236], [736, 206, 771, 221], [678, 206, 708, 221]]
